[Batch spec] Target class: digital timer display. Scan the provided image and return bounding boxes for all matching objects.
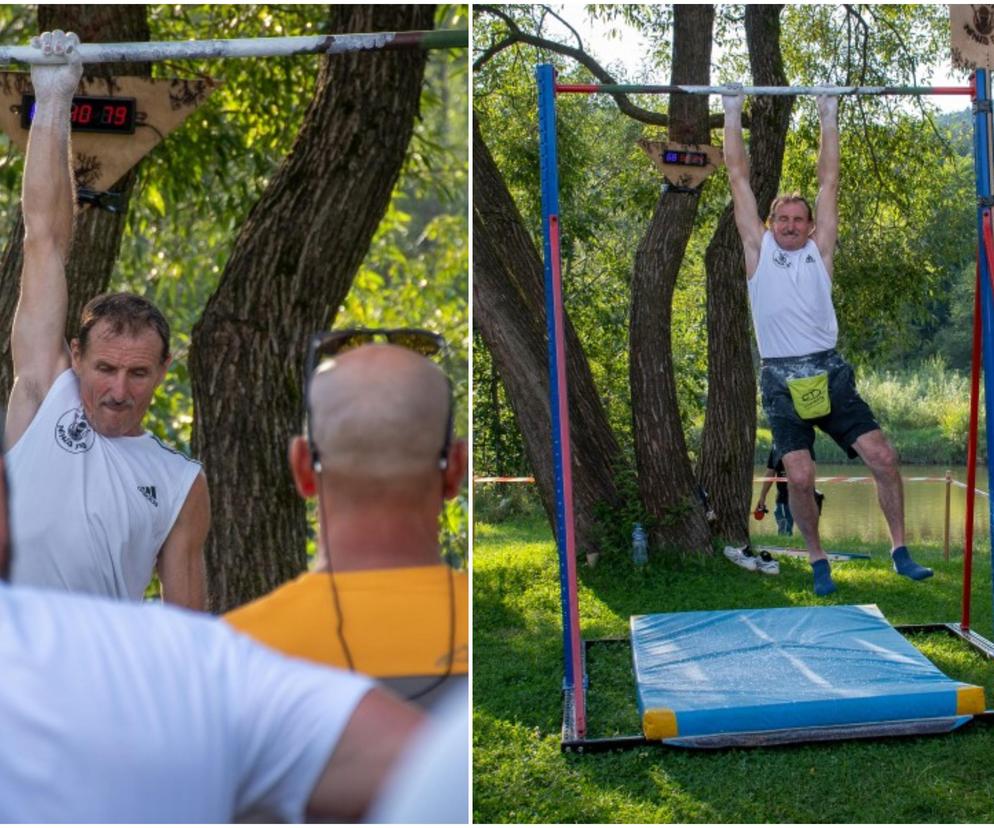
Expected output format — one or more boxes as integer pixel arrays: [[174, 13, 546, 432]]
[[21, 94, 137, 135], [663, 149, 708, 167]]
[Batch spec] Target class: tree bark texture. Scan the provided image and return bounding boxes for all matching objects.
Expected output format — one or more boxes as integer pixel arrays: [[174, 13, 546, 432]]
[[700, 5, 793, 544], [473, 119, 623, 557], [629, 5, 714, 555], [190, 5, 433, 612], [0, 5, 149, 402]]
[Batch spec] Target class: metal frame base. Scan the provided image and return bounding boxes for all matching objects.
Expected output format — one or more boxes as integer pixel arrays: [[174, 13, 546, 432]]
[[560, 627, 994, 753], [895, 622, 994, 658]]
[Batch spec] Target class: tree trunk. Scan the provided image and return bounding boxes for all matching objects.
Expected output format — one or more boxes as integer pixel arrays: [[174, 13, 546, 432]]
[[190, 5, 434, 612], [0, 5, 149, 401], [488, 352, 502, 473], [629, 5, 714, 555], [473, 120, 623, 557], [700, 4, 793, 543]]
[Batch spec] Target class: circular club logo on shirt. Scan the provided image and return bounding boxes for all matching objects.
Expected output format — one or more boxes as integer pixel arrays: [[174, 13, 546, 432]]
[[54, 406, 95, 453]]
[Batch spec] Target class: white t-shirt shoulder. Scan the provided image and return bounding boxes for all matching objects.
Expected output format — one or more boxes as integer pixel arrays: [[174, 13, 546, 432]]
[[747, 231, 839, 359], [0, 582, 372, 823], [6, 369, 202, 599]]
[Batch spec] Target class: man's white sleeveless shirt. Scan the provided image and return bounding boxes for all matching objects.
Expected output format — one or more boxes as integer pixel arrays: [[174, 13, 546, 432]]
[[6, 369, 201, 600], [747, 231, 839, 358]]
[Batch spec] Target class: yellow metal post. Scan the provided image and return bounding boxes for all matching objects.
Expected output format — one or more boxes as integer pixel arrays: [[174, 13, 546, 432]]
[[944, 470, 952, 560]]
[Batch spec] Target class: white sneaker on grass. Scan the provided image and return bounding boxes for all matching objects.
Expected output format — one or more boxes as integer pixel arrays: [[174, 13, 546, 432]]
[[723, 545, 758, 572], [755, 550, 780, 575]]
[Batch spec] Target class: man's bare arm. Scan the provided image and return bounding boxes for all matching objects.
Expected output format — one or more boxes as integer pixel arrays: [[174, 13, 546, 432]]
[[813, 95, 839, 275], [306, 687, 424, 821], [157, 471, 209, 610], [722, 91, 766, 277], [6, 31, 81, 448]]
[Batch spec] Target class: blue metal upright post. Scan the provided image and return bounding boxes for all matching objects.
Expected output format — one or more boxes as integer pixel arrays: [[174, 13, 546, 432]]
[[536, 62, 585, 738], [971, 69, 994, 636]]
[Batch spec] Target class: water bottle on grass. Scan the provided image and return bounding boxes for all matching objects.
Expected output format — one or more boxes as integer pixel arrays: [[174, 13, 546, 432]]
[[632, 523, 648, 566]]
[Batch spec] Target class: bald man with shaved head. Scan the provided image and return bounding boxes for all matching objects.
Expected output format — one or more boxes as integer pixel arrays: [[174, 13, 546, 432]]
[[226, 339, 469, 711]]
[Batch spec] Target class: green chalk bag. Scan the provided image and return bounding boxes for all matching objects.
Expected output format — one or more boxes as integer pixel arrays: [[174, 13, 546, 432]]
[[786, 372, 830, 419]]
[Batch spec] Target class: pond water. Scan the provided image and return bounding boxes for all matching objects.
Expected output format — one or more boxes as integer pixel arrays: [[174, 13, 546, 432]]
[[751, 463, 992, 547]]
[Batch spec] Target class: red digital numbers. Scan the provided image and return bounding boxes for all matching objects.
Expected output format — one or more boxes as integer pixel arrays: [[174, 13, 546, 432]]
[[24, 94, 135, 134], [70, 102, 93, 125], [70, 103, 129, 127], [101, 104, 128, 127]]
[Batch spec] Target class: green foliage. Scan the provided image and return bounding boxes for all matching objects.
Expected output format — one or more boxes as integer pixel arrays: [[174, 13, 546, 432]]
[[589, 457, 651, 562], [0, 8, 44, 234], [475, 514, 994, 823], [474, 481, 545, 524], [441, 492, 469, 569], [472, 331, 530, 475]]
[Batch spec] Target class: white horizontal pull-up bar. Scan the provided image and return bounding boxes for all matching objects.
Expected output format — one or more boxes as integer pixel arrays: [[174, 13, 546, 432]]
[[556, 82, 973, 97], [0, 29, 467, 64]]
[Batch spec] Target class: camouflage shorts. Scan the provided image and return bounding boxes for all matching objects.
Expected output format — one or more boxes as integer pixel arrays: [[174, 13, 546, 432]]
[[759, 349, 879, 460]]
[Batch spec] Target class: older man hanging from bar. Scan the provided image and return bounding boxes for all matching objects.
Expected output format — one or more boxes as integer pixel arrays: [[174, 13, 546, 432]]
[[721, 88, 933, 596], [5, 30, 208, 606]]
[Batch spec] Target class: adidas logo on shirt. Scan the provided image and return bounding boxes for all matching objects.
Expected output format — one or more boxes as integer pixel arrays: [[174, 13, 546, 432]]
[[805, 254, 816, 264], [138, 485, 158, 507]]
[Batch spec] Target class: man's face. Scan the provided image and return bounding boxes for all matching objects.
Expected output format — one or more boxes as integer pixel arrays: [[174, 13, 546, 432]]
[[70, 320, 169, 438], [770, 201, 813, 251]]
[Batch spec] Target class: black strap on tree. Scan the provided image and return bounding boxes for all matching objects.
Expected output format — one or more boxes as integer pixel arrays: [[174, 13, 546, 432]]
[[76, 188, 124, 213], [663, 180, 703, 195]]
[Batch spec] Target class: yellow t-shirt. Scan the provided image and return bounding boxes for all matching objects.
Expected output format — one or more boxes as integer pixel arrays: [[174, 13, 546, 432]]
[[224, 564, 468, 679]]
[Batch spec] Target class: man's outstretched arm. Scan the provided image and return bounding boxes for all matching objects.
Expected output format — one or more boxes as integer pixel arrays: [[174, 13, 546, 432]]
[[722, 91, 766, 277], [813, 95, 840, 274], [6, 31, 81, 448]]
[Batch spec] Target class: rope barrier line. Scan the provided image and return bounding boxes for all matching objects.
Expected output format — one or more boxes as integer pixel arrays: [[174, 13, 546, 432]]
[[952, 480, 990, 498], [0, 29, 468, 64], [752, 475, 989, 496], [475, 475, 990, 497], [475, 476, 536, 483]]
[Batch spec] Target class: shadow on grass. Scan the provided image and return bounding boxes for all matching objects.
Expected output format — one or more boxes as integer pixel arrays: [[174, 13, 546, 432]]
[[475, 701, 994, 822], [473, 515, 578, 732], [555, 720, 994, 823]]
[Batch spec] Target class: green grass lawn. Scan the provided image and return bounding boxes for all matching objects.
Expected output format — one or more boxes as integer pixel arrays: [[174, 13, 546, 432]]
[[473, 515, 994, 822]]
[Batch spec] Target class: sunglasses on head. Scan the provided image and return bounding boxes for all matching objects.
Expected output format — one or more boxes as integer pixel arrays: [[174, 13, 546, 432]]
[[306, 328, 445, 367], [304, 327, 453, 472]]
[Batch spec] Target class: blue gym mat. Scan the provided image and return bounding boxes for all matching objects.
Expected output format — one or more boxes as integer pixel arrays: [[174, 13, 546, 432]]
[[630, 604, 985, 747]]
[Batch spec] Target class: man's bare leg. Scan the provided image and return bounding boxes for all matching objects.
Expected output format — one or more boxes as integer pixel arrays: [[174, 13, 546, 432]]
[[853, 429, 932, 580], [852, 429, 904, 546], [782, 448, 836, 595], [781, 449, 825, 562]]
